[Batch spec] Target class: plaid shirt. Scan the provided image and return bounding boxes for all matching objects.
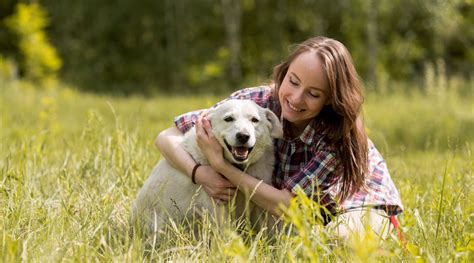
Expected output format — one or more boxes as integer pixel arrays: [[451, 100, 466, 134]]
[[174, 86, 403, 217]]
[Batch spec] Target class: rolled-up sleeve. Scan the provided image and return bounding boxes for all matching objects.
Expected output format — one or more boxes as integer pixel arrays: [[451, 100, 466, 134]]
[[173, 109, 205, 133]]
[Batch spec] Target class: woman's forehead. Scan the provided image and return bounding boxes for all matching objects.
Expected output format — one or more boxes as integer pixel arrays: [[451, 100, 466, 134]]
[[288, 51, 329, 92]]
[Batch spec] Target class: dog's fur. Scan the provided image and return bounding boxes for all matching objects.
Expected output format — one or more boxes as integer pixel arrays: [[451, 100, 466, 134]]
[[131, 99, 283, 236]]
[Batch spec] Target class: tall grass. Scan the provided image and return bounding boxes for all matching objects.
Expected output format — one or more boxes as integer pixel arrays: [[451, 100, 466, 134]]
[[1, 80, 472, 261]]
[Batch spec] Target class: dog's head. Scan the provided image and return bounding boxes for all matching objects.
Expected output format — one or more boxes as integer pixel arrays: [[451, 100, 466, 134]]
[[206, 99, 283, 165]]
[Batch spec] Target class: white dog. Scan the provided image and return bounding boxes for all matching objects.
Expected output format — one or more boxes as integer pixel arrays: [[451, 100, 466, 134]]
[[131, 99, 283, 236]]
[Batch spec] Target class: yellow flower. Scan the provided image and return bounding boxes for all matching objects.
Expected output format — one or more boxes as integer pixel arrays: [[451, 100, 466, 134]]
[[41, 96, 54, 106], [39, 110, 48, 120]]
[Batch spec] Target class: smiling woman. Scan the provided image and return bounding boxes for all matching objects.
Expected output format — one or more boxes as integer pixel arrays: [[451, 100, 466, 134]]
[[155, 36, 403, 242], [277, 51, 330, 134]]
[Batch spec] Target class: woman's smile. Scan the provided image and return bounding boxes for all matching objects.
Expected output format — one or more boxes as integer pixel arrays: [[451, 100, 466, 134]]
[[286, 99, 305, 112]]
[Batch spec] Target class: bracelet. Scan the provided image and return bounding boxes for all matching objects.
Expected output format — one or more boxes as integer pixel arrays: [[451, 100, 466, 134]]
[[191, 163, 202, 184]]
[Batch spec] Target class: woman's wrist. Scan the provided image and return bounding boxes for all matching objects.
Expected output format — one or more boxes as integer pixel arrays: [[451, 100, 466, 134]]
[[207, 157, 223, 173], [191, 163, 201, 184], [213, 159, 231, 176]]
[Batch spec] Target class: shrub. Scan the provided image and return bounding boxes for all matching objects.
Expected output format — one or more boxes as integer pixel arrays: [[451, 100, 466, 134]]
[[4, 2, 61, 84]]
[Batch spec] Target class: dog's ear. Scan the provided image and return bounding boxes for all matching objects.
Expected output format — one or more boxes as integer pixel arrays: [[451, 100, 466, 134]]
[[264, 109, 283, 138]]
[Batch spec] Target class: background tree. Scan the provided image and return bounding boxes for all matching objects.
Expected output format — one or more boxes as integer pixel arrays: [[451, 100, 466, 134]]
[[0, 0, 471, 94]]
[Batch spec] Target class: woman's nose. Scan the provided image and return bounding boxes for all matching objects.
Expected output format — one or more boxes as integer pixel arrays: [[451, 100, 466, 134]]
[[290, 89, 305, 104]]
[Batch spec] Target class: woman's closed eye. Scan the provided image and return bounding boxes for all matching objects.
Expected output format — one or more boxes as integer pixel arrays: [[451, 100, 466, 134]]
[[289, 77, 298, 86], [308, 91, 321, 98]]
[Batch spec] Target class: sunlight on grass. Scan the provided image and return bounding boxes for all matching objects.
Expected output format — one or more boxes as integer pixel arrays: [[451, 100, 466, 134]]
[[1, 79, 472, 261]]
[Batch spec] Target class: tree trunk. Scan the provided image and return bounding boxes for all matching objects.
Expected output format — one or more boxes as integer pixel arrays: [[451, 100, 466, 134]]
[[366, 0, 378, 89], [221, 0, 242, 87]]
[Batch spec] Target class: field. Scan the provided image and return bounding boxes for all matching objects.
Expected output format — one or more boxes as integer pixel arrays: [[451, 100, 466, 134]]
[[1, 80, 473, 261]]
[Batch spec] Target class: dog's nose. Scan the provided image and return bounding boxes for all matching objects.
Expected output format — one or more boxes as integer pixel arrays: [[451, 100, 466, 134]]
[[236, 132, 250, 144]]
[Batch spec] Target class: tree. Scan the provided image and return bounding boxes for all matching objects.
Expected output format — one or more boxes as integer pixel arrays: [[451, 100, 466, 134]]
[[221, 0, 242, 86]]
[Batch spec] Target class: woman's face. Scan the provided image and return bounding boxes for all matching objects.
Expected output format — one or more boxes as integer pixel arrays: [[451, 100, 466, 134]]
[[278, 51, 330, 131]]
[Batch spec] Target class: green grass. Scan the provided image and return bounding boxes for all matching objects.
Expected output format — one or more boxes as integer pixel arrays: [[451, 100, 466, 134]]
[[1, 80, 473, 261]]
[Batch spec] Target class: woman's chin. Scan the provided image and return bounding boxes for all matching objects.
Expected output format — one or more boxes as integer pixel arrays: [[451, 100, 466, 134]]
[[282, 109, 302, 123], [282, 113, 311, 130]]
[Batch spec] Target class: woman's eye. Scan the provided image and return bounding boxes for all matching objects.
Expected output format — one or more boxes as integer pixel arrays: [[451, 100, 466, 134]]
[[309, 92, 320, 98], [251, 117, 259, 123], [289, 78, 298, 85], [224, 116, 234, 122]]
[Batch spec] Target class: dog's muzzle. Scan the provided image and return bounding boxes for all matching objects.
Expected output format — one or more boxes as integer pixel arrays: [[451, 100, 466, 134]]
[[224, 139, 254, 162]]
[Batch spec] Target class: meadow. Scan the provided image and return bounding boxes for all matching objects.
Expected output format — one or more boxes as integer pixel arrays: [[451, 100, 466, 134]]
[[1, 79, 472, 262]]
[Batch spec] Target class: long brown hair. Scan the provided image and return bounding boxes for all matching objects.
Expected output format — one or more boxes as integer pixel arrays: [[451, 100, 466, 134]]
[[273, 36, 368, 201]]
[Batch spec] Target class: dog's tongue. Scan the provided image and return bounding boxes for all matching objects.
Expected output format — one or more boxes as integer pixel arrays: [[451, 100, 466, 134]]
[[232, 147, 249, 160]]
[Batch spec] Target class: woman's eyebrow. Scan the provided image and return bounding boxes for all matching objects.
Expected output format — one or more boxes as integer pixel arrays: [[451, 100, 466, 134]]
[[290, 72, 301, 81]]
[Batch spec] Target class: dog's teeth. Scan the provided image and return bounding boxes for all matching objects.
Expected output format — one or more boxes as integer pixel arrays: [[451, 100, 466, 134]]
[[232, 147, 249, 160]]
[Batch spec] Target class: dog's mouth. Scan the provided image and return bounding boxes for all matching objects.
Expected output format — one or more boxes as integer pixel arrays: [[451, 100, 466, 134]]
[[224, 140, 254, 162]]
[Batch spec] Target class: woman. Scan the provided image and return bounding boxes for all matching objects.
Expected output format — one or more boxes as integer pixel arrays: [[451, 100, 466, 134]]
[[156, 36, 403, 240]]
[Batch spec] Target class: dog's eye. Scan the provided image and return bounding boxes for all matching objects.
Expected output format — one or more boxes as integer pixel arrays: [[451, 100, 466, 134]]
[[251, 117, 259, 123], [224, 116, 234, 122]]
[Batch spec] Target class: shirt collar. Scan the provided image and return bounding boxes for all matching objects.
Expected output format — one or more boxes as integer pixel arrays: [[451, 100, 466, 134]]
[[282, 118, 321, 145]]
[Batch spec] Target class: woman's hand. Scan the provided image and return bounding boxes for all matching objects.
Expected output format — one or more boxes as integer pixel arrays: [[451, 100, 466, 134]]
[[195, 113, 226, 170], [195, 113, 235, 203], [194, 165, 236, 203]]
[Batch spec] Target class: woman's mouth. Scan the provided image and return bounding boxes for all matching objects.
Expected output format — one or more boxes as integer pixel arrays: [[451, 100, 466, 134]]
[[287, 100, 305, 112]]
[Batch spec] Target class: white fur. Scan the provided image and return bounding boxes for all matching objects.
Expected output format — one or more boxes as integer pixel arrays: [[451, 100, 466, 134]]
[[131, 100, 283, 236]]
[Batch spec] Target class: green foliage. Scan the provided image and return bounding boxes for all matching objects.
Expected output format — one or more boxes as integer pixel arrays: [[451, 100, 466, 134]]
[[1, 79, 472, 261], [3, 2, 62, 85], [0, 0, 470, 94]]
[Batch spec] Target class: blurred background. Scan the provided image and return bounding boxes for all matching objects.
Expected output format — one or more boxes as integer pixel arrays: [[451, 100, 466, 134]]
[[0, 0, 472, 95]]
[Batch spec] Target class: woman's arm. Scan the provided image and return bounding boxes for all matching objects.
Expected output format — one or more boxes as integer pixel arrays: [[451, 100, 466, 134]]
[[155, 126, 194, 176], [195, 116, 294, 216], [216, 162, 293, 217], [155, 126, 237, 202]]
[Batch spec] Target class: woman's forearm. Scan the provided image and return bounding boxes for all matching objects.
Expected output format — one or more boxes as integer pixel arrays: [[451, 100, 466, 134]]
[[216, 162, 293, 217], [155, 126, 196, 178]]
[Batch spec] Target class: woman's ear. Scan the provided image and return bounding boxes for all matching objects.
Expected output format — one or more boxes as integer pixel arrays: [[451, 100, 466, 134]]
[[265, 109, 283, 138]]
